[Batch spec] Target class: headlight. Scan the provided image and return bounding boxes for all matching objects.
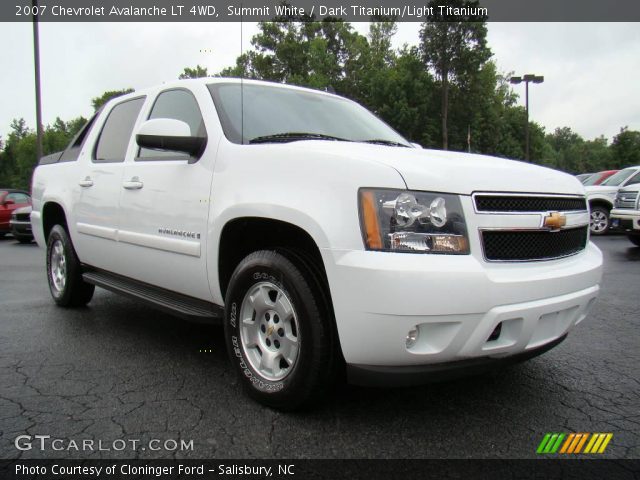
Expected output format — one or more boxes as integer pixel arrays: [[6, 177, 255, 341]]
[[359, 188, 470, 254]]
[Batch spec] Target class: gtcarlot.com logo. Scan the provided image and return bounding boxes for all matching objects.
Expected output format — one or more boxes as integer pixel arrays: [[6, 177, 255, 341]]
[[536, 432, 613, 454], [15, 435, 194, 452]]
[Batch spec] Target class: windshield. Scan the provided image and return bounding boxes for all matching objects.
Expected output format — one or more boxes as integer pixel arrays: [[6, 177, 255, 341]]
[[600, 168, 636, 186], [581, 173, 599, 186], [208, 82, 410, 146]]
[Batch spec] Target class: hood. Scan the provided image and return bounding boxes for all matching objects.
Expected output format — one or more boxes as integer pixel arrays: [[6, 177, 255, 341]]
[[286, 141, 584, 195]]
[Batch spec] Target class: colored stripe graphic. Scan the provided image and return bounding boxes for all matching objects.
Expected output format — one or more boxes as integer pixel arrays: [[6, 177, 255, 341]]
[[560, 433, 575, 453], [574, 433, 589, 453], [537, 434, 552, 454], [598, 433, 613, 453], [538, 433, 613, 454]]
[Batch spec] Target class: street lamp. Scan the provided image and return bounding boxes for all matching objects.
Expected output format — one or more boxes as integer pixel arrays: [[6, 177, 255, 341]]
[[510, 74, 544, 162]]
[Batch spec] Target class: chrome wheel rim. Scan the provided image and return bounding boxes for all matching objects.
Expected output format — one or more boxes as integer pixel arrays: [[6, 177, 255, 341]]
[[590, 210, 608, 233], [50, 240, 66, 293], [239, 281, 300, 382]]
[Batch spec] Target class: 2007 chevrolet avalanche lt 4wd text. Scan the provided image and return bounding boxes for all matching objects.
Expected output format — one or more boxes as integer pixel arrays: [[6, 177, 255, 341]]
[[31, 79, 603, 409]]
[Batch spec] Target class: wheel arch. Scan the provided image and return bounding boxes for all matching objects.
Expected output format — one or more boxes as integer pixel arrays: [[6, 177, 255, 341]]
[[42, 201, 69, 241]]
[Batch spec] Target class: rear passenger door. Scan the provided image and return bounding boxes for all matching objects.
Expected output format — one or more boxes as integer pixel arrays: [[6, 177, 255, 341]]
[[116, 88, 214, 301], [73, 97, 145, 270]]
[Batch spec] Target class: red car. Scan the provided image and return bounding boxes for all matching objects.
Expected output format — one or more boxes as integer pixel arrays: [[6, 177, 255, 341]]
[[583, 170, 619, 186], [0, 189, 31, 237]]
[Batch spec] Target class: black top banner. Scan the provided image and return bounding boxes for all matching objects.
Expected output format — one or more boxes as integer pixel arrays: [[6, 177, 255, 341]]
[[4, 0, 640, 22]]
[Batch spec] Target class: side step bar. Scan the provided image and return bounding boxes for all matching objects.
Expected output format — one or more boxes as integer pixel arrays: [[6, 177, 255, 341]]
[[82, 269, 224, 324]]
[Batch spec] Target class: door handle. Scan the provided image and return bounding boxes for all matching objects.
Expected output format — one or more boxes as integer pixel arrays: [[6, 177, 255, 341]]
[[123, 177, 144, 190], [78, 177, 93, 188]]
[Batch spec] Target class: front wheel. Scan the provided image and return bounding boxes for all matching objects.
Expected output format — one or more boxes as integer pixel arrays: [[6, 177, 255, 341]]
[[629, 235, 640, 247], [589, 206, 610, 235], [46, 225, 95, 307], [224, 250, 335, 410]]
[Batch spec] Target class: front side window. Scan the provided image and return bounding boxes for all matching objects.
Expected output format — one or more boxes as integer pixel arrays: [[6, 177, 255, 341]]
[[138, 89, 206, 160], [625, 171, 640, 186], [601, 168, 636, 187], [94, 97, 145, 162], [208, 82, 410, 147]]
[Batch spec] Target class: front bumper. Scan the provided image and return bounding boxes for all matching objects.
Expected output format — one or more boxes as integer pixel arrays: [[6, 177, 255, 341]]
[[610, 208, 640, 232], [348, 334, 567, 387], [10, 219, 32, 237], [322, 242, 602, 369]]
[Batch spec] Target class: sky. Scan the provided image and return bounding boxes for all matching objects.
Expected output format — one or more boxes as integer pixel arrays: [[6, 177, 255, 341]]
[[1, 22, 639, 143]]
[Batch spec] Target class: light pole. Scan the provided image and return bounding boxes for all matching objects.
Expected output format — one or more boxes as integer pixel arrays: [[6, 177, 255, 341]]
[[510, 74, 544, 162], [32, 0, 44, 164]]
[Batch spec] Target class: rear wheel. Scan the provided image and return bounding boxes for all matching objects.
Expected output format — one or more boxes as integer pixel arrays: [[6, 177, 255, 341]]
[[46, 225, 94, 307], [224, 250, 335, 410], [629, 235, 640, 247], [589, 206, 610, 235]]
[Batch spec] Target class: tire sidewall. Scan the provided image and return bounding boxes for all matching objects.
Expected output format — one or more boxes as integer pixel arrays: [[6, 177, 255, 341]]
[[46, 226, 74, 304], [224, 253, 325, 406]]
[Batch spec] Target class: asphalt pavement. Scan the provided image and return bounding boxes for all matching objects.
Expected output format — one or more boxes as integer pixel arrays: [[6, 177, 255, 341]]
[[0, 234, 638, 459]]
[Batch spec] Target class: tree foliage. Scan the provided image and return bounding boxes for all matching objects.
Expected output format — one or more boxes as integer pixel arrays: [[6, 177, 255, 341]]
[[91, 88, 134, 111], [1, 21, 638, 192], [179, 65, 209, 79]]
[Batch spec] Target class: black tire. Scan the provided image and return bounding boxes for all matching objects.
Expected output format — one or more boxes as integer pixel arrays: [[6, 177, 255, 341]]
[[224, 250, 335, 410], [629, 235, 640, 247], [15, 235, 33, 244], [0, 232, 6, 239], [46, 225, 95, 307], [589, 206, 610, 235]]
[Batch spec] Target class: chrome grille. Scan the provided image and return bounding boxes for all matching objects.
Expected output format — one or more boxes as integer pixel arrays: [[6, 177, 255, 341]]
[[615, 191, 638, 209]]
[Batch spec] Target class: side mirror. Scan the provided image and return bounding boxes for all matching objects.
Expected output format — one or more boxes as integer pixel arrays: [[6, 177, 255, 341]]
[[411, 142, 423, 149], [3, 199, 15, 206], [136, 118, 206, 161]]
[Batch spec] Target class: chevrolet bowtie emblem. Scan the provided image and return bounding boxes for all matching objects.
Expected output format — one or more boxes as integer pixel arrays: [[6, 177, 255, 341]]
[[543, 212, 567, 230], [266, 325, 275, 337]]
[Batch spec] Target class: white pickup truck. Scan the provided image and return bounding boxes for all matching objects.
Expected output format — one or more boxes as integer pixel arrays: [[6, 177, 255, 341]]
[[31, 78, 603, 409]]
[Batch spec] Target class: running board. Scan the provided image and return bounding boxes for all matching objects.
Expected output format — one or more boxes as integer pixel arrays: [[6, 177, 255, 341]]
[[82, 269, 223, 324]]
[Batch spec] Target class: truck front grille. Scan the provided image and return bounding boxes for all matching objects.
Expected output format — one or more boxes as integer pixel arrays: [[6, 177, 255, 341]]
[[475, 195, 586, 213], [614, 192, 638, 209], [481, 227, 589, 262]]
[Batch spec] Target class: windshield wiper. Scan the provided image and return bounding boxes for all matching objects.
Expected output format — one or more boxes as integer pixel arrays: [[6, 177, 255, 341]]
[[248, 132, 351, 144], [360, 139, 409, 147]]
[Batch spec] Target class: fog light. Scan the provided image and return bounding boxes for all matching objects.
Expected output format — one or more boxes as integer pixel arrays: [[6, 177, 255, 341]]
[[406, 327, 419, 349]]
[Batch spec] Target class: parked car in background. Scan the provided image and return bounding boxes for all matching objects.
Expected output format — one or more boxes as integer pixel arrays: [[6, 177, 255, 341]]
[[610, 187, 640, 247], [576, 173, 593, 183], [0, 189, 31, 238], [582, 170, 619, 187], [10, 205, 34, 243], [585, 166, 640, 235]]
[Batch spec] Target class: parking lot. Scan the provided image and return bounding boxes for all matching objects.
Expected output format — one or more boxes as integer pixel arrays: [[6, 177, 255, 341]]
[[0, 235, 638, 459]]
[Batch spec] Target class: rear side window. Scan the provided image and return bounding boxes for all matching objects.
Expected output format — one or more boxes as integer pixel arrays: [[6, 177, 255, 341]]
[[138, 89, 206, 160], [94, 97, 145, 163], [59, 113, 99, 162]]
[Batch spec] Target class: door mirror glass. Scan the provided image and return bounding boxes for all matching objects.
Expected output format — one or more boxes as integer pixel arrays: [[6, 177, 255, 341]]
[[136, 118, 206, 160]]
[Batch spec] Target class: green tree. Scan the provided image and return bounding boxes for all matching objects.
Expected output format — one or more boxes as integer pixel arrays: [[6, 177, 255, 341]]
[[419, 0, 491, 150], [611, 127, 640, 169], [91, 88, 134, 111], [179, 65, 209, 79]]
